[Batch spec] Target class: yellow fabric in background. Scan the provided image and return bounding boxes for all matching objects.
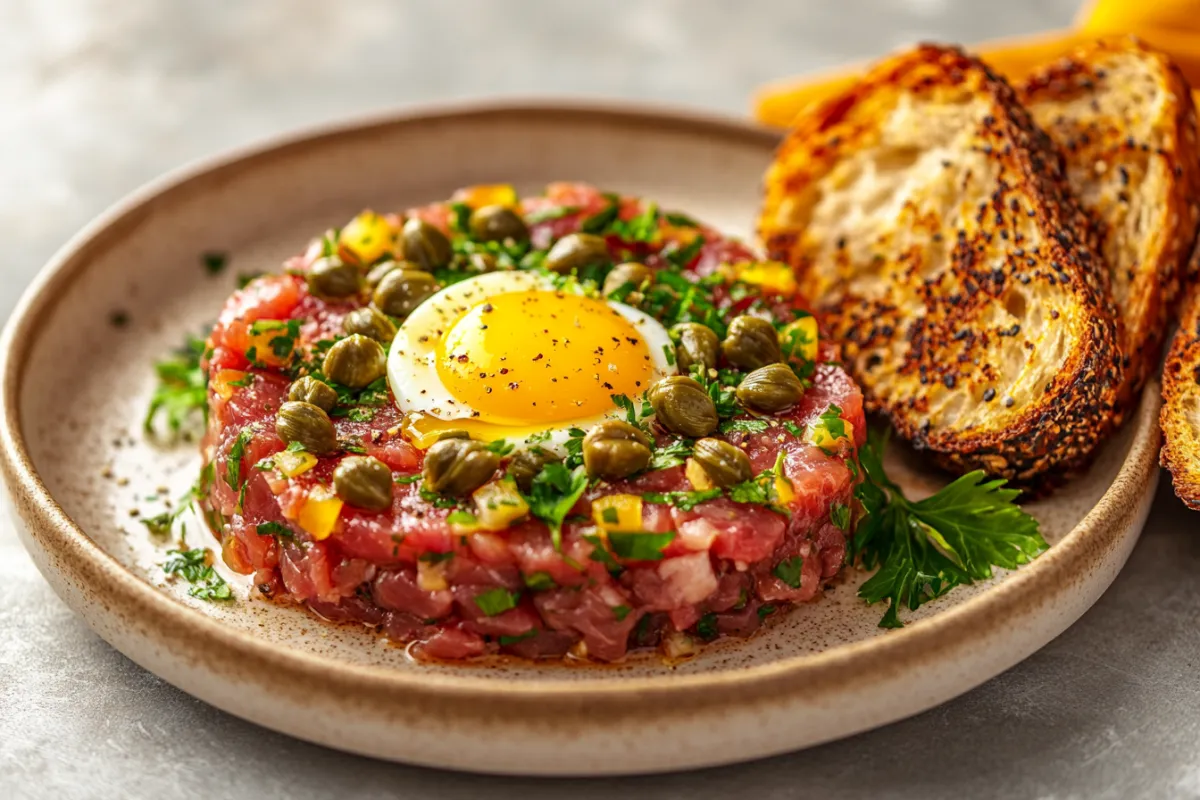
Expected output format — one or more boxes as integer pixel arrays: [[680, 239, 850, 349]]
[[753, 0, 1200, 128]]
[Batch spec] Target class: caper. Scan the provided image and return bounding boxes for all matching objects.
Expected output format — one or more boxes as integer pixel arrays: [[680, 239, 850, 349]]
[[735, 363, 805, 413], [722, 315, 782, 371], [672, 322, 720, 373], [544, 233, 611, 274], [322, 334, 386, 389], [691, 438, 753, 487], [275, 401, 337, 455], [601, 261, 652, 295], [422, 438, 500, 496], [333, 455, 394, 511], [399, 218, 452, 270], [507, 448, 560, 493], [469, 205, 530, 243], [343, 306, 397, 343], [365, 260, 400, 288], [288, 376, 338, 412], [582, 420, 652, 479], [372, 268, 438, 318], [647, 376, 718, 438], [307, 256, 361, 299]]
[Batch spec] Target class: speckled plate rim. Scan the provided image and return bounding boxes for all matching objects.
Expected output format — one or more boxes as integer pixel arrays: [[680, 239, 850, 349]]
[[0, 100, 1160, 773]]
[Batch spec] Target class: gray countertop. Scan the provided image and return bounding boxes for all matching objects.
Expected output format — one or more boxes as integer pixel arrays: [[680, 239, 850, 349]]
[[3, 1, 1198, 798]]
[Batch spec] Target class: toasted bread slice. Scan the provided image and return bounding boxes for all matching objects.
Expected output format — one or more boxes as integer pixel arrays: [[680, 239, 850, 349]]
[[1020, 37, 1200, 412], [759, 44, 1122, 483], [1161, 244, 1200, 509]]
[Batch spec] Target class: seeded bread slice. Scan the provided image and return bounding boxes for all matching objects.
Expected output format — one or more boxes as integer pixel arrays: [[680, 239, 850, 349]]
[[1020, 37, 1200, 414], [759, 44, 1122, 484]]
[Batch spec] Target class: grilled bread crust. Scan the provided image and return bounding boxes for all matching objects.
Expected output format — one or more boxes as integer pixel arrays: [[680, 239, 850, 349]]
[[1021, 37, 1200, 414], [759, 44, 1122, 484]]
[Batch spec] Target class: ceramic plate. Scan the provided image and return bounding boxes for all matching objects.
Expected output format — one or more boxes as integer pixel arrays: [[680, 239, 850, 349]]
[[0, 102, 1160, 776]]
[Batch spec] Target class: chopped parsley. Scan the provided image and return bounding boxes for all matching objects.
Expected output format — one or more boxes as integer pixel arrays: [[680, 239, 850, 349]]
[[445, 510, 478, 526], [418, 551, 455, 564], [522, 571, 557, 591], [694, 612, 719, 640], [162, 548, 232, 602], [256, 521, 294, 539], [474, 587, 520, 616], [647, 438, 692, 471], [394, 474, 422, 485], [139, 467, 211, 538], [224, 429, 253, 491], [419, 487, 460, 509], [690, 365, 741, 418], [609, 202, 659, 242], [757, 604, 777, 620], [663, 211, 699, 228], [612, 604, 632, 622], [720, 418, 769, 435], [830, 502, 851, 531], [606, 530, 676, 561], [579, 199, 620, 234], [773, 556, 804, 589], [563, 427, 587, 469], [522, 463, 588, 550], [144, 334, 208, 438], [851, 430, 1047, 628], [524, 205, 579, 224], [641, 488, 722, 512], [201, 251, 228, 276], [485, 439, 515, 456]]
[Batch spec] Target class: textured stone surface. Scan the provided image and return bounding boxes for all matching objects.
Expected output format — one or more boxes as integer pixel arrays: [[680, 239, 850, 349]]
[[4, 1, 1199, 798]]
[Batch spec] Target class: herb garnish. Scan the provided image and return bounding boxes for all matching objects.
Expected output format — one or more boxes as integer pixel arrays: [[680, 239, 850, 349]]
[[163, 548, 232, 601], [522, 463, 589, 549], [474, 587, 520, 616], [641, 488, 722, 512], [606, 530, 676, 561], [144, 335, 208, 438], [851, 431, 1047, 628], [773, 556, 804, 589], [202, 251, 228, 276]]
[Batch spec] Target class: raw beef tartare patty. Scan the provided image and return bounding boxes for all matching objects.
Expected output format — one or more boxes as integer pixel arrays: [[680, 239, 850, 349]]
[[199, 182, 865, 662]]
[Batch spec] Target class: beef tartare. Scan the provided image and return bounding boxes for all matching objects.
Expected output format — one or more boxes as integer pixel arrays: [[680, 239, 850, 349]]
[[199, 182, 865, 661]]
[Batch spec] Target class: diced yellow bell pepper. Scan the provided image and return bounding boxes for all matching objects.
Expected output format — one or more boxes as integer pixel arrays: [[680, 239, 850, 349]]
[[275, 449, 318, 478], [338, 210, 394, 266], [592, 494, 643, 533], [726, 260, 798, 297], [417, 559, 449, 591], [779, 315, 819, 363], [470, 479, 530, 531], [212, 369, 247, 401], [297, 487, 343, 540], [774, 471, 796, 505], [451, 183, 518, 209], [685, 458, 714, 491], [809, 417, 855, 453], [246, 323, 295, 368]]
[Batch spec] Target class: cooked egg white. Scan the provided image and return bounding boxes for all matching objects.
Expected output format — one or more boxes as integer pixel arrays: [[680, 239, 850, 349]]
[[387, 271, 676, 454]]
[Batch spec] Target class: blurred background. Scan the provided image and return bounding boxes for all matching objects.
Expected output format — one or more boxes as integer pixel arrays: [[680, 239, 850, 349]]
[[9, 2, 1200, 800]]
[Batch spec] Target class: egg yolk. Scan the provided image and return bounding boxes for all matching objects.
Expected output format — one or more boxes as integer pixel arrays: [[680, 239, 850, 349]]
[[434, 290, 655, 424]]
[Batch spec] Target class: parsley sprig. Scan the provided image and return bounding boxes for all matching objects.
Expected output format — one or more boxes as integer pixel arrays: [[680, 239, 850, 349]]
[[163, 548, 232, 602], [851, 431, 1047, 628], [144, 335, 208, 439], [521, 462, 589, 550]]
